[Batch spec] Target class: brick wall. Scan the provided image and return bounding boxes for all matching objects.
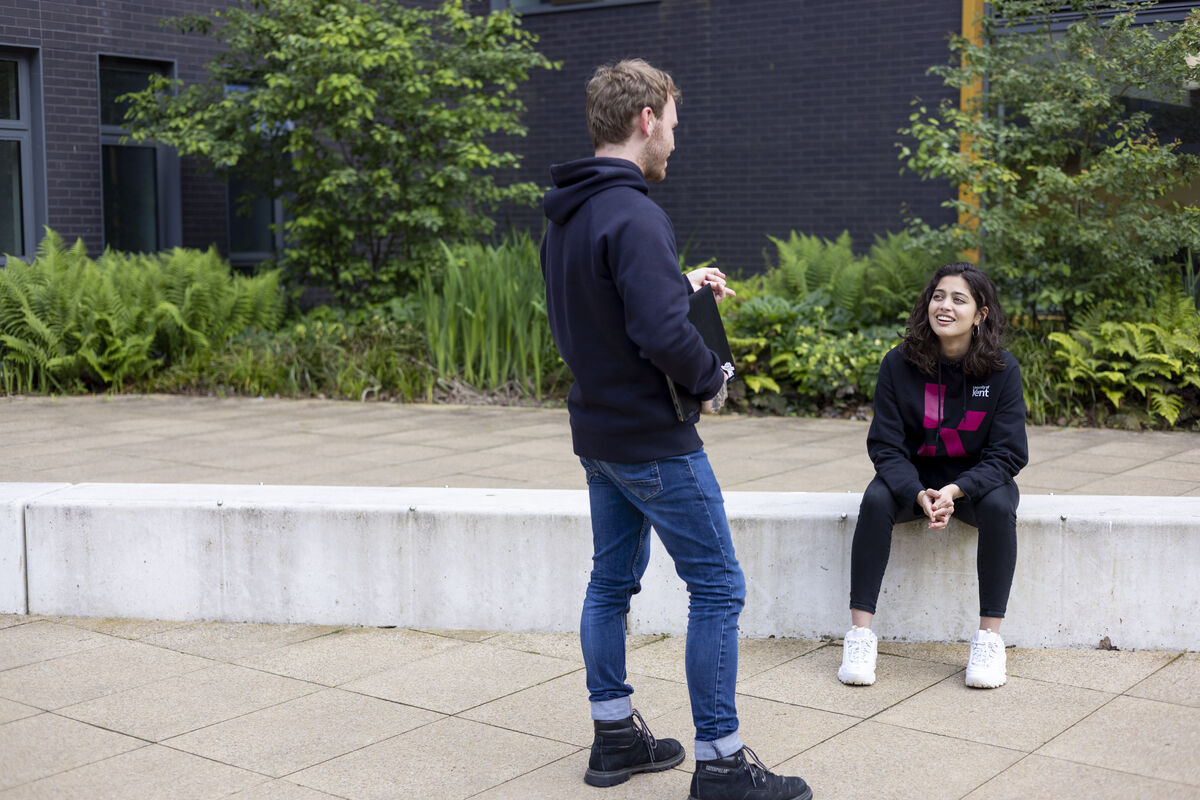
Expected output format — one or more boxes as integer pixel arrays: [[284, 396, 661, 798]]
[[497, 0, 960, 272], [0, 0, 233, 255]]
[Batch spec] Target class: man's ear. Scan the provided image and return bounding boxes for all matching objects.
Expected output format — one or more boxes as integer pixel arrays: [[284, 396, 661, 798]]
[[639, 106, 655, 139]]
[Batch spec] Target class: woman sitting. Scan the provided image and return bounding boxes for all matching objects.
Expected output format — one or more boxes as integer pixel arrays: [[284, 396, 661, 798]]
[[839, 262, 1028, 689]]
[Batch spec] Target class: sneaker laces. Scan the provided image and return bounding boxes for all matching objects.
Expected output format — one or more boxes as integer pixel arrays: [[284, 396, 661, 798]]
[[846, 635, 873, 665], [630, 709, 657, 759], [969, 636, 1001, 668]]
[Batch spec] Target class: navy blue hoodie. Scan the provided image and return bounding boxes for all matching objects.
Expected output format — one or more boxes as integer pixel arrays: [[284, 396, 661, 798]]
[[867, 347, 1028, 505], [540, 157, 725, 462]]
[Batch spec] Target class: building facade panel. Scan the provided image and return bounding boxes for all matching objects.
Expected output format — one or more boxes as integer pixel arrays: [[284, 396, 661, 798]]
[[498, 0, 959, 272], [0, 0, 233, 258]]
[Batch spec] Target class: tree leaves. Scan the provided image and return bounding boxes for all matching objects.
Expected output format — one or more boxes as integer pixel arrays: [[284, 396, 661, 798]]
[[121, 0, 558, 307]]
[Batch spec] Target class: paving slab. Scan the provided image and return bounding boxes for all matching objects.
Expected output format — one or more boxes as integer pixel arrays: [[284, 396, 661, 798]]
[[342, 641, 583, 714], [1004, 646, 1178, 693], [290, 716, 578, 800], [459, 669, 689, 747], [1037, 695, 1200, 786], [0, 743, 264, 800], [962, 754, 1200, 800], [0, 620, 110, 670], [0, 697, 37, 725], [776, 720, 1023, 800], [164, 688, 443, 778], [58, 662, 321, 741], [1127, 653, 1200, 707], [621, 634, 824, 685], [235, 626, 465, 686], [0, 638, 213, 710], [737, 645, 960, 718], [651, 693, 861, 772], [141, 621, 339, 662], [470, 750, 685, 800], [0, 713, 144, 791], [226, 780, 346, 800], [873, 674, 1113, 751]]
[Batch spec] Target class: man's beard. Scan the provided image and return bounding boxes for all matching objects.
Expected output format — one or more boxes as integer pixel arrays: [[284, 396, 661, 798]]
[[642, 130, 670, 183]]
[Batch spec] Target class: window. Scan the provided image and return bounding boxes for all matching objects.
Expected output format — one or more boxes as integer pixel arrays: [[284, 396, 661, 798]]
[[223, 85, 285, 268], [1000, 1, 1197, 32], [0, 50, 44, 262], [98, 56, 180, 253], [227, 172, 284, 269], [490, 0, 658, 14]]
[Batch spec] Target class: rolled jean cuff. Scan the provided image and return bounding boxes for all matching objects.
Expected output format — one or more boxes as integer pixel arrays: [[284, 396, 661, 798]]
[[590, 696, 633, 721], [694, 730, 742, 762], [979, 608, 1007, 620]]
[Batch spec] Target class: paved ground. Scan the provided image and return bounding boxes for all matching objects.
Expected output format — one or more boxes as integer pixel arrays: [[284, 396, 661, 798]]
[[1, 395, 1198, 799], [2, 394, 1200, 494]]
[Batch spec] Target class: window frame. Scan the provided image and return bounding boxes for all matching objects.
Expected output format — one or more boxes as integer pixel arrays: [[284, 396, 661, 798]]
[[97, 54, 181, 253], [489, 0, 659, 15], [0, 48, 46, 264], [998, 2, 1198, 33]]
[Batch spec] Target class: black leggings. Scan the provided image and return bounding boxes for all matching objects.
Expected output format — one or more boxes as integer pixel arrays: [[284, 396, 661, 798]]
[[849, 476, 1019, 619]]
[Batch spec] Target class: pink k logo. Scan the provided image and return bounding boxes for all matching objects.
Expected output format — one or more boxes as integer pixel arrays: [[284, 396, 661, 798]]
[[917, 383, 987, 457]]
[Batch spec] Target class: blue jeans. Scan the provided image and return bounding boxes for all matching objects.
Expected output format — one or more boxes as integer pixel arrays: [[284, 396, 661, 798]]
[[579, 448, 746, 761]]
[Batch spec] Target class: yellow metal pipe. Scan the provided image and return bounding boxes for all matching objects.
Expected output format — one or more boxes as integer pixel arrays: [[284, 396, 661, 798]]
[[960, 0, 985, 263]]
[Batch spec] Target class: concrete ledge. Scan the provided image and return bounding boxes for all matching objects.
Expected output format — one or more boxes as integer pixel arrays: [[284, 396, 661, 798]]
[[7, 483, 1199, 650], [0, 483, 71, 614]]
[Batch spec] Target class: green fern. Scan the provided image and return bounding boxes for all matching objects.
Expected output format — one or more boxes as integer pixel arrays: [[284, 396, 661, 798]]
[[0, 229, 285, 394]]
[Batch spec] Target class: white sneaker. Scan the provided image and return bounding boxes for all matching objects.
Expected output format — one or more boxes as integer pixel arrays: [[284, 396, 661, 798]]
[[965, 629, 1007, 688], [838, 626, 877, 685]]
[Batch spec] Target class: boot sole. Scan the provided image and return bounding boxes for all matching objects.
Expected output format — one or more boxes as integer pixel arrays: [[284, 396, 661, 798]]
[[584, 749, 685, 787], [689, 786, 813, 800]]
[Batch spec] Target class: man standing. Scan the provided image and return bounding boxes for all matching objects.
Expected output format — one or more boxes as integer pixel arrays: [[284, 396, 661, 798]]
[[540, 59, 813, 800]]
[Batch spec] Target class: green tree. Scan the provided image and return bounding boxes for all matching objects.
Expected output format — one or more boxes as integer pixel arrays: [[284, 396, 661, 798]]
[[123, 0, 555, 306], [900, 0, 1200, 322]]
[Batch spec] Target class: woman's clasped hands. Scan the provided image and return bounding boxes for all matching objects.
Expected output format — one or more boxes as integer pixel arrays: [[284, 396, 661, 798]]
[[917, 484, 961, 530]]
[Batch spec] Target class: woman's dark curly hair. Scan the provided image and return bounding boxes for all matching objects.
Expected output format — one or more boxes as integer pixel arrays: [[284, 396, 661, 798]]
[[900, 262, 1008, 378]]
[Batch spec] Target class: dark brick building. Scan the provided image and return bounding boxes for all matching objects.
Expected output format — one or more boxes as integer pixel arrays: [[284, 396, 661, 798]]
[[495, 0, 961, 273], [1, 0, 964, 272], [0, 0, 236, 262]]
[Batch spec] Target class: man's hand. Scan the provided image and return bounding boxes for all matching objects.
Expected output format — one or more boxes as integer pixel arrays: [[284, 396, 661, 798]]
[[686, 266, 736, 302], [700, 377, 728, 414]]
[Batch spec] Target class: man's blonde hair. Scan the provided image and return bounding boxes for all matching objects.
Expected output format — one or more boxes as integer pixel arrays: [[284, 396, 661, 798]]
[[585, 59, 681, 149]]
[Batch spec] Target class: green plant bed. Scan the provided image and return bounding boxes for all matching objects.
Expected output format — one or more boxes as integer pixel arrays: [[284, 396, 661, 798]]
[[0, 231, 284, 394]]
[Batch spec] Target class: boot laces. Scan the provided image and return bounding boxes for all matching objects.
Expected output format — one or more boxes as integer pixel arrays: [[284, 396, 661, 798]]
[[631, 709, 657, 759], [741, 746, 770, 787]]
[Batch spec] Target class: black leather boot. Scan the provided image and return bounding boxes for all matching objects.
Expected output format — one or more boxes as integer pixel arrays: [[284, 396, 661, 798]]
[[689, 746, 813, 800], [583, 709, 685, 787]]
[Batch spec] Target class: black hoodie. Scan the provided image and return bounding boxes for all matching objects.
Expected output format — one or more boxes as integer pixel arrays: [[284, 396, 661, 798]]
[[540, 157, 724, 462], [867, 347, 1028, 505]]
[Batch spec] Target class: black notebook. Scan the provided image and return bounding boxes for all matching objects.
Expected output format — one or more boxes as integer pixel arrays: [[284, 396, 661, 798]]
[[666, 283, 736, 422]]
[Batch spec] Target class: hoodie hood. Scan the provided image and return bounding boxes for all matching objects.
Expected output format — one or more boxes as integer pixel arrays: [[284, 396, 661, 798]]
[[543, 158, 647, 226]]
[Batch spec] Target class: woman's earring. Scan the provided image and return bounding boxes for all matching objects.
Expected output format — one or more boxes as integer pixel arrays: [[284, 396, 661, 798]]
[[972, 324, 979, 338]]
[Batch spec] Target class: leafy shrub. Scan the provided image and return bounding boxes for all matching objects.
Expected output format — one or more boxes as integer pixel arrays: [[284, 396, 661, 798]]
[[761, 229, 955, 328], [140, 299, 433, 401], [419, 231, 568, 400], [0, 230, 283, 393], [1044, 290, 1200, 428], [724, 293, 900, 415]]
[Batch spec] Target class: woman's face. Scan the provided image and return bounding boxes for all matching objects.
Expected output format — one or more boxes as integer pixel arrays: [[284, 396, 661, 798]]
[[927, 274, 985, 354]]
